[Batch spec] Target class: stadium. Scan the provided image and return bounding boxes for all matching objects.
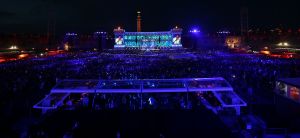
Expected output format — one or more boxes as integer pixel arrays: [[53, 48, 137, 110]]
[[1, 7, 300, 138]]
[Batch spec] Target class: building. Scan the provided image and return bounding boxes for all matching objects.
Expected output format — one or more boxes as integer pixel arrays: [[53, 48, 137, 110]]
[[275, 78, 300, 102], [225, 36, 242, 49], [274, 78, 300, 124], [62, 32, 109, 50]]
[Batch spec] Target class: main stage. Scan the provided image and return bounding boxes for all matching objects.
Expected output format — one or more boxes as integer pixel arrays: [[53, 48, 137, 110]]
[[113, 27, 183, 49]]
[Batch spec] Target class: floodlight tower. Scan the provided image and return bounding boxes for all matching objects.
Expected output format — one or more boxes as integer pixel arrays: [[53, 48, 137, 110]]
[[137, 11, 142, 32], [47, 3, 56, 46], [240, 7, 249, 37]]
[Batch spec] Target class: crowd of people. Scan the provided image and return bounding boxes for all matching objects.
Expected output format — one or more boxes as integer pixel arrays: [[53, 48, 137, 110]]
[[62, 92, 205, 111], [0, 49, 300, 137]]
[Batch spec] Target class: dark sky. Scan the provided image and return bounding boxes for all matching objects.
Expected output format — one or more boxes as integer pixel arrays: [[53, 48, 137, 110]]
[[0, 0, 299, 34]]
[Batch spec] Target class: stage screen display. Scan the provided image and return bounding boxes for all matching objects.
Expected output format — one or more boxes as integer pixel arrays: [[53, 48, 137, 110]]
[[115, 36, 123, 45], [172, 35, 181, 45], [114, 28, 182, 49], [124, 35, 137, 47]]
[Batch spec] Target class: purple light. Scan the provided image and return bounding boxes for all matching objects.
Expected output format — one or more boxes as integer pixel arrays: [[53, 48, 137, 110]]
[[95, 32, 106, 35], [66, 33, 77, 36], [189, 29, 200, 33], [217, 31, 230, 34]]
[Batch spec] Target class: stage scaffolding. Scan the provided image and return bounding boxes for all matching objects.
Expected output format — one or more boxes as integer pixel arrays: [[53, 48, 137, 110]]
[[34, 77, 246, 114]]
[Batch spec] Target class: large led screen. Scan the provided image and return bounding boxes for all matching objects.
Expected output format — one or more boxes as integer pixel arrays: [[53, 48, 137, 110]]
[[172, 35, 181, 45]]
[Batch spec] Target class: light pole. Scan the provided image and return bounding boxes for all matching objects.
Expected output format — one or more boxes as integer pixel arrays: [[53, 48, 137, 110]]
[[189, 28, 200, 49]]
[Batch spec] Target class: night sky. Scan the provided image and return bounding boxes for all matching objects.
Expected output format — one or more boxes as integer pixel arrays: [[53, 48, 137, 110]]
[[0, 0, 299, 34]]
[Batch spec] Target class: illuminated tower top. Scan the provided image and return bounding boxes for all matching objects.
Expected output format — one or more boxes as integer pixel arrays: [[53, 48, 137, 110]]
[[137, 11, 142, 32]]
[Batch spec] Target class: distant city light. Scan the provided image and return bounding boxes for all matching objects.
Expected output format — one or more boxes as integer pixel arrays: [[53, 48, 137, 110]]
[[217, 31, 230, 34], [9, 45, 18, 50], [66, 33, 77, 36], [95, 32, 106, 34], [260, 50, 270, 55], [0, 58, 5, 63], [19, 54, 29, 59], [189, 29, 200, 33], [278, 42, 289, 46], [226, 36, 241, 49], [64, 43, 70, 51]]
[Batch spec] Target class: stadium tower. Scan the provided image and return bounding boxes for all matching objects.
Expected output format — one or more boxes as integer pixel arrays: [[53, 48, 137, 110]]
[[240, 0, 249, 37], [240, 7, 248, 36], [47, 4, 56, 46], [137, 11, 142, 32]]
